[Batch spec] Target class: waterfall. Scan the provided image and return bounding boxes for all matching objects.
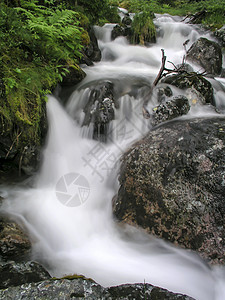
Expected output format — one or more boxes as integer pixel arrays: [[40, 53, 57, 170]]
[[1, 14, 225, 300]]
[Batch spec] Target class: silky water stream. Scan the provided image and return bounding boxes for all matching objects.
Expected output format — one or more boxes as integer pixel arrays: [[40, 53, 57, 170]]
[[1, 14, 225, 300]]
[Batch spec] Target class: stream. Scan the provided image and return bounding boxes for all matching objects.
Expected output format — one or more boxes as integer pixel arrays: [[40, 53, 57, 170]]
[[1, 12, 225, 300]]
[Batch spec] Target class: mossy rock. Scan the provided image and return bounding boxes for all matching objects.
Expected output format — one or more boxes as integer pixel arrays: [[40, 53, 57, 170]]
[[162, 72, 214, 105], [187, 38, 222, 76]]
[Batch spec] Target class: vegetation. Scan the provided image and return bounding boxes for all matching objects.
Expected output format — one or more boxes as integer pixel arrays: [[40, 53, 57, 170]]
[[118, 0, 225, 29]]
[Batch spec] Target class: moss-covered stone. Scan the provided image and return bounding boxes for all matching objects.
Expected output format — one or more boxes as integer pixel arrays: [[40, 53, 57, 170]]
[[162, 72, 214, 105]]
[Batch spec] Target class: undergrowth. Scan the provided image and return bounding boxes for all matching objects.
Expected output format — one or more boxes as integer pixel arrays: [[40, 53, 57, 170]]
[[118, 0, 225, 29], [0, 0, 86, 148]]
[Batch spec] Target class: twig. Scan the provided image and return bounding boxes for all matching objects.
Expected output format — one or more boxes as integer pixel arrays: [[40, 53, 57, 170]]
[[18, 146, 27, 177], [5, 131, 22, 159], [142, 49, 167, 118]]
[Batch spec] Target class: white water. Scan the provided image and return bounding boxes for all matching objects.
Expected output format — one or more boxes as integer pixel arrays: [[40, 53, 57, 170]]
[[1, 14, 225, 300]]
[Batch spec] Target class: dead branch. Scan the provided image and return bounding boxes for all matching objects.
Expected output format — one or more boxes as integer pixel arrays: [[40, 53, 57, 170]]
[[5, 131, 22, 159], [143, 49, 167, 118]]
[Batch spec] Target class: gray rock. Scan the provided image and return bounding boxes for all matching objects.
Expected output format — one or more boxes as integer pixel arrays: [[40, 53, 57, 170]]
[[0, 261, 50, 289], [151, 95, 190, 126], [157, 86, 173, 103], [82, 81, 116, 142], [0, 276, 194, 299], [113, 117, 225, 264], [187, 37, 222, 75], [122, 16, 132, 26], [214, 27, 225, 47], [111, 25, 126, 40]]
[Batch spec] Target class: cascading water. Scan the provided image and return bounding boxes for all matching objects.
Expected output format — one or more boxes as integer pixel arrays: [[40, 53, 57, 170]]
[[1, 13, 225, 300]]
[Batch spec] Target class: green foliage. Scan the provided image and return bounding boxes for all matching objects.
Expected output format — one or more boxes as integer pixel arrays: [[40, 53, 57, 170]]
[[0, 1, 84, 147], [131, 11, 156, 45], [74, 0, 120, 25], [120, 0, 224, 28]]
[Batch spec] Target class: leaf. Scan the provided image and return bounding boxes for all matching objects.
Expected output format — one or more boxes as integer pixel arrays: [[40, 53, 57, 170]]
[[15, 68, 22, 74]]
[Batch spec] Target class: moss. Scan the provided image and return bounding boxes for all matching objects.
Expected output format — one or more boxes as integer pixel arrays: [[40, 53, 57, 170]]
[[81, 30, 91, 46], [51, 274, 95, 282]]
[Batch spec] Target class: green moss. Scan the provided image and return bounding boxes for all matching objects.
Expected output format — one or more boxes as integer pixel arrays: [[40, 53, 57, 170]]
[[0, 1, 86, 151]]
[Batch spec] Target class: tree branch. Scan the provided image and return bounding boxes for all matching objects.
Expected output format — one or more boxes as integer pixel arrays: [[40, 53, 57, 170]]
[[142, 49, 167, 118]]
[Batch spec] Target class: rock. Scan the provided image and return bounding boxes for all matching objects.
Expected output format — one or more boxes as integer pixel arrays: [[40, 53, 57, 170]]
[[0, 101, 47, 181], [157, 86, 173, 103], [0, 261, 51, 289], [151, 96, 190, 126], [175, 63, 194, 73], [82, 81, 116, 142], [187, 37, 222, 75], [81, 27, 102, 65], [0, 276, 194, 299], [19, 145, 42, 176], [214, 27, 225, 47], [113, 118, 225, 264], [111, 25, 126, 40], [61, 65, 86, 87], [106, 283, 194, 299], [162, 72, 214, 105], [122, 16, 132, 26], [0, 217, 31, 261]]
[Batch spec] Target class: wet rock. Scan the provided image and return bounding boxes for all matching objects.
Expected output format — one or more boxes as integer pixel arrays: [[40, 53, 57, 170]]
[[162, 72, 214, 105], [157, 86, 173, 103], [187, 37, 222, 75], [111, 25, 126, 40], [81, 27, 102, 66], [82, 81, 116, 142], [0, 261, 50, 289], [0, 100, 47, 181], [175, 63, 194, 73], [113, 118, 225, 264], [151, 96, 190, 126], [61, 65, 86, 87], [0, 217, 31, 261], [107, 283, 194, 299], [214, 26, 225, 48], [19, 145, 42, 176], [0, 276, 194, 299], [122, 16, 132, 26]]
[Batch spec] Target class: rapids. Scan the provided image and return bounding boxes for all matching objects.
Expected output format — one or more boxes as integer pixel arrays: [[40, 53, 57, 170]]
[[1, 13, 225, 300]]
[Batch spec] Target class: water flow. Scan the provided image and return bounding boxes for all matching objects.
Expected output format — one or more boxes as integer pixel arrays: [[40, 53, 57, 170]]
[[1, 14, 225, 300]]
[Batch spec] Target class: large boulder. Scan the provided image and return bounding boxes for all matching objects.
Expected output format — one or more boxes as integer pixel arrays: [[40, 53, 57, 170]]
[[0, 216, 31, 261], [113, 117, 225, 264], [187, 37, 222, 76], [0, 261, 50, 289], [0, 276, 194, 299]]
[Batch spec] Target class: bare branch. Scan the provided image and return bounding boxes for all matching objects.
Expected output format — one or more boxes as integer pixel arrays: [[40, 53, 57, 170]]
[[143, 49, 167, 119]]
